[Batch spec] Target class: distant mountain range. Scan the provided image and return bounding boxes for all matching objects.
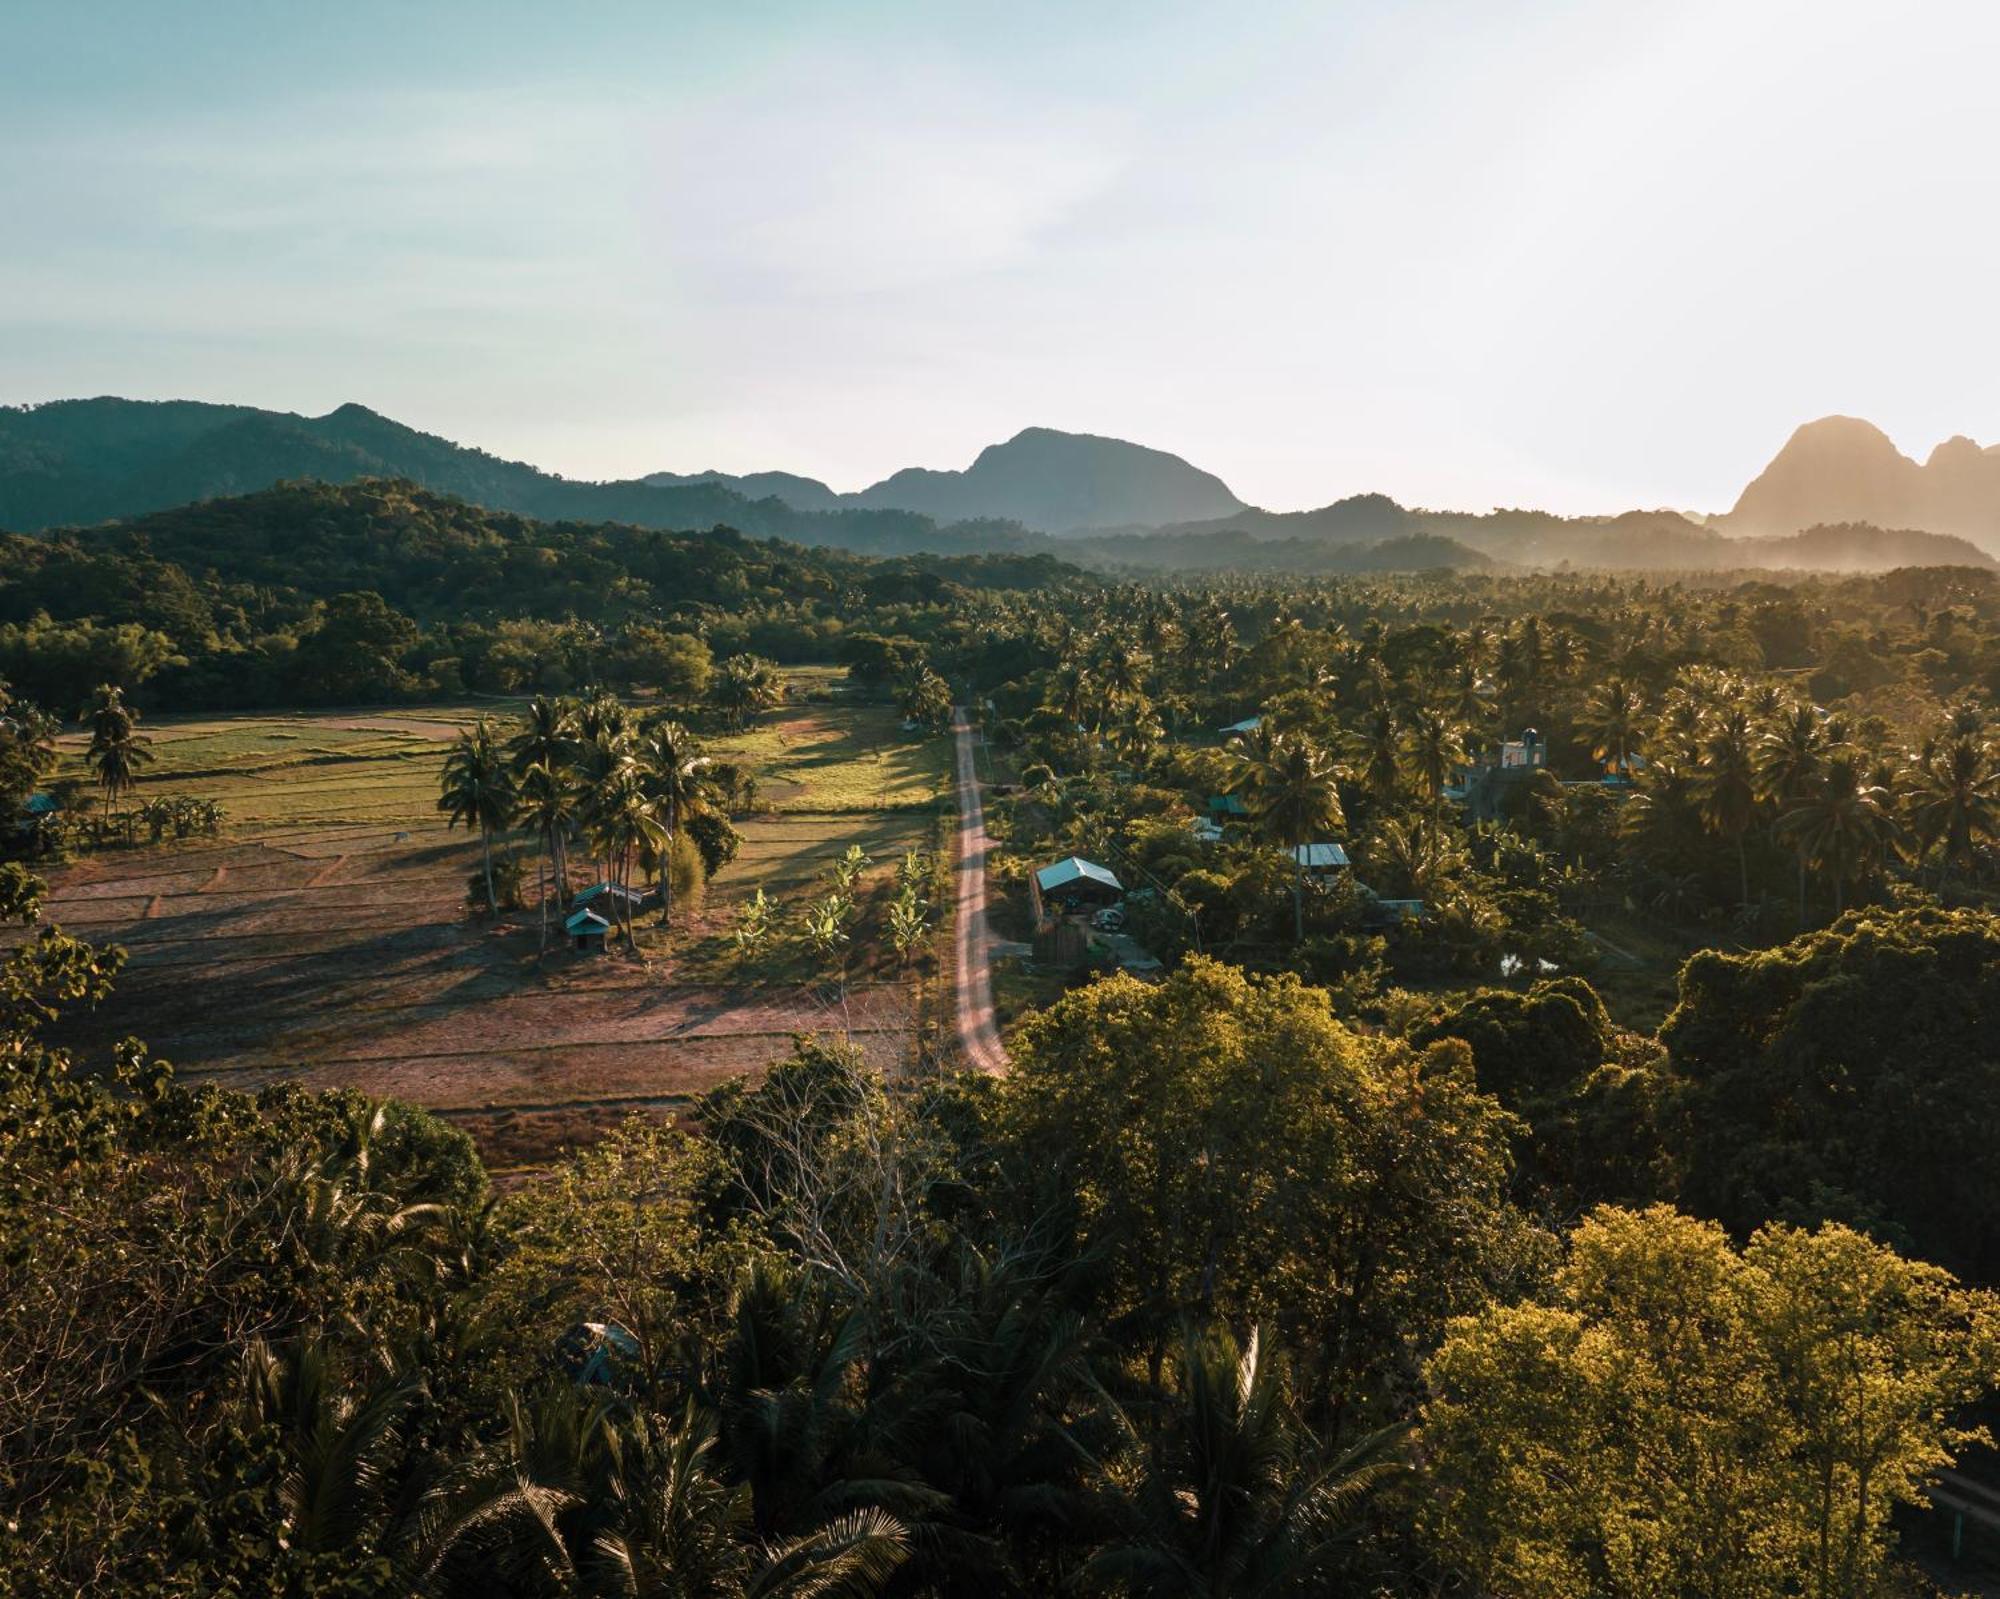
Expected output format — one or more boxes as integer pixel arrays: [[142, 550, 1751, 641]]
[[647, 426, 1244, 531], [1722, 415, 2000, 548], [1, 396, 1992, 574]]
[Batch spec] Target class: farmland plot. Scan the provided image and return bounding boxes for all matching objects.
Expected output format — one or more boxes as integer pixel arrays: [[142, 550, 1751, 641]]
[[25, 679, 948, 1169]]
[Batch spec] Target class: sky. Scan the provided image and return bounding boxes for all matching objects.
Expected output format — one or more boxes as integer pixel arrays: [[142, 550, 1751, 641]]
[[5, 0, 2000, 515]]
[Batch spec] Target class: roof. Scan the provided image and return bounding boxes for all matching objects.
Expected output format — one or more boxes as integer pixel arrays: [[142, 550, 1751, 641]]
[[1035, 857, 1123, 895], [1218, 716, 1263, 736], [1207, 793, 1249, 816], [574, 881, 647, 908], [23, 792, 56, 815], [565, 907, 613, 935], [1290, 842, 1351, 870]]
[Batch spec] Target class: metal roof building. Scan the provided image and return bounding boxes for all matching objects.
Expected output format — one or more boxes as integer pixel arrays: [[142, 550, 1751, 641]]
[[1290, 842, 1351, 872], [1034, 856, 1124, 906]]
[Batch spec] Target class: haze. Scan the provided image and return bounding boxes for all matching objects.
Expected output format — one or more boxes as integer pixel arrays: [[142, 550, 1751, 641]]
[[6, 0, 1999, 515]]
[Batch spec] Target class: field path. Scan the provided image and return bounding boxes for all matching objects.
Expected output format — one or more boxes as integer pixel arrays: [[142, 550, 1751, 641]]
[[951, 708, 1007, 1074]]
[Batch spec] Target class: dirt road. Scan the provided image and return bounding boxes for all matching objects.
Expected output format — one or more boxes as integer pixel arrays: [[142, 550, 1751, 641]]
[[951, 708, 1007, 1074]]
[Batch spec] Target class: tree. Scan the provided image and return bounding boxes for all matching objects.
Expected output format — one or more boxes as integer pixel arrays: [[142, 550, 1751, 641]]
[[1233, 733, 1345, 942], [1422, 1205, 2000, 1599], [1580, 678, 1642, 779], [82, 683, 152, 836], [896, 661, 953, 735], [438, 717, 516, 916], [1695, 706, 1759, 910], [1002, 960, 1524, 1424], [636, 718, 714, 928], [1083, 1326, 1405, 1598], [516, 760, 575, 953], [1401, 707, 1467, 869], [712, 655, 783, 730], [1756, 701, 1827, 923], [1776, 751, 1901, 916], [510, 694, 580, 896], [1907, 732, 2000, 888], [1662, 906, 2000, 1282]]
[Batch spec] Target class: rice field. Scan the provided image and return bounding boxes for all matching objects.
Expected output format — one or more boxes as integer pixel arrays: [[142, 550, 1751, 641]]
[[29, 675, 949, 1170]]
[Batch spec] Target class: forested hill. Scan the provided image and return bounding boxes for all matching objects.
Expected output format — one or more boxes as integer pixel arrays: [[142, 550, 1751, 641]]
[[0, 479, 1092, 708], [0, 397, 1047, 558]]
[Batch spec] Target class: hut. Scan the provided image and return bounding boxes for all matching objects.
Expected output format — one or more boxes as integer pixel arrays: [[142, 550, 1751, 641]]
[[565, 906, 613, 952], [1289, 841, 1351, 876], [1034, 856, 1124, 911], [573, 881, 653, 914]]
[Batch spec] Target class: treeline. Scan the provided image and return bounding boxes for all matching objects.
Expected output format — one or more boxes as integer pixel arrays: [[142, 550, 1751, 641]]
[[5, 867, 1998, 1594], [0, 479, 1090, 709]]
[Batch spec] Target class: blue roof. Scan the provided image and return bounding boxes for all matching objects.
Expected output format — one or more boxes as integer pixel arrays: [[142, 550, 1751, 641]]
[[1207, 793, 1249, 816], [565, 907, 613, 935], [23, 792, 56, 815], [1035, 856, 1123, 894], [1219, 716, 1263, 735]]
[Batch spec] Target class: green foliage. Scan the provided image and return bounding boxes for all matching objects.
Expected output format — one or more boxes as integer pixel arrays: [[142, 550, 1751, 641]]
[[1663, 905, 2000, 1280], [1424, 1205, 2000, 1598]]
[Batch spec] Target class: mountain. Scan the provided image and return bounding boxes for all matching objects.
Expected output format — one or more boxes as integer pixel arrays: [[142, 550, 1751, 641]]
[[644, 427, 1249, 532], [845, 426, 1245, 531], [641, 467, 843, 512], [3, 396, 1987, 575], [0, 397, 1050, 558], [1724, 416, 2000, 549]]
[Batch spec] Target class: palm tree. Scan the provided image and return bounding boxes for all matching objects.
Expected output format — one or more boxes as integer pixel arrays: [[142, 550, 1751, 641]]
[[517, 760, 576, 953], [590, 772, 668, 945], [82, 683, 153, 836], [1755, 703, 1826, 923], [636, 718, 713, 928], [713, 655, 783, 730], [235, 1336, 423, 1576], [1350, 706, 1400, 808], [1400, 707, 1467, 868], [1778, 752, 1902, 916], [590, 1405, 909, 1599], [1581, 678, 1643, 779], [1082, 1327, 1404, 1599], [1906, 733, 2000, 888], [438, 717, 517, 915], [1234, 732, 1345, 942], [511, 694, 580, 895], [1695, 708, 1759, 910]]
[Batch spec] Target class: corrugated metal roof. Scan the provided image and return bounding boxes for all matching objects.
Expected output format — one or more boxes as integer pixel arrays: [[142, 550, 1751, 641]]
[[565, 907, 613, 934], [1035, 856, 1123, 894], [1290, 842, 1350, 870], [1219, 716, 1263, 735]]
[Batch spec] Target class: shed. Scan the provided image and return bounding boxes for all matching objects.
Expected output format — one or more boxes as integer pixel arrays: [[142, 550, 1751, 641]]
[[573, 881, 652, 913], [565, 906, 613, 952], [1034, 856, 1124, 909], [1289, 842, 1351, 874]]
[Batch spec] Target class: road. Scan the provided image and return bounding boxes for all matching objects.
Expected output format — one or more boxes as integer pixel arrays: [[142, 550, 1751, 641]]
[[950, 708, 1007, 1074]]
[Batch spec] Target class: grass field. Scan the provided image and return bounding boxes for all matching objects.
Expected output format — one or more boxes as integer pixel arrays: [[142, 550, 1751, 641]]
[[29, 673, 950, 1170]]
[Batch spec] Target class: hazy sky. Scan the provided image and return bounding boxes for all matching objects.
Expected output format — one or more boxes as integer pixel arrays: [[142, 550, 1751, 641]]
[[6, 0, 1999, 514]]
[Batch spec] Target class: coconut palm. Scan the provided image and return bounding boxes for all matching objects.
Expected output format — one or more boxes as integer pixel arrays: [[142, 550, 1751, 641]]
[[713, 655, 783, 730], [1350, 705, 1401, 808], [589, 771, 668, 945], [82, 683, 153, 835], [1233, 732, 1345, 942], [1695, 708, 1759, 910], [438, 717, 516, 915], [1400, 707, 1467, 867], [1906, 733, 2000, 888], [1581, 678, 1643, 780], [1082, 1326, 1404, 1599], [1778, 752, 1903, 916], [1755, 703, 1827, 922], [517, 760, 576, 953], [636, 718, 714, 928], [511, 694, 580, 894]]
